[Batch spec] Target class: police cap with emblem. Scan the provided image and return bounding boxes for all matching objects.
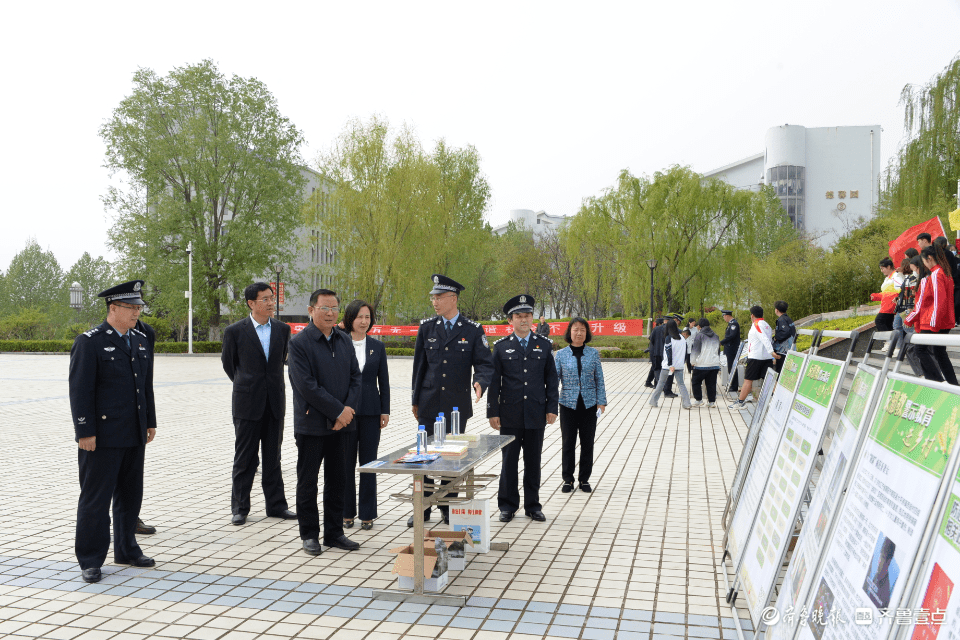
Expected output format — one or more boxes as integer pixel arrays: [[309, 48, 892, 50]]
[[98, 280, 146, 306], [430, 274, 465, 295], [503, 294, 535, 317], [672, 313, 683, 322], [721, 309, 733, 316]]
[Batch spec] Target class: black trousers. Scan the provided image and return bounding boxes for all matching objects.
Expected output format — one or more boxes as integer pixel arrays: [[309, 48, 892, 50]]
[[559, 404, 597, 484], [645, 357, 658, 386], [917, 329, 960, 386], [423, 417, 469, 518], [725, 348, 739, 392], [343, 415, 381, 521], [498, 427, 545, 514], [690, 368, 719, 402], [295, 432, 346, 542], [76, 445, 145, 570], [875, 313, 895, 332], [232, 405, 287, 516]]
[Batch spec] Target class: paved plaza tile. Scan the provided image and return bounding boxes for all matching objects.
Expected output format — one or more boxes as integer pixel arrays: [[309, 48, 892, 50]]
[[0, 353, 751, 638]]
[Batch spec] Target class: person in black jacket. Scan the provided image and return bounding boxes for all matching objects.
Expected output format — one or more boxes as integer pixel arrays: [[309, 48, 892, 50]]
[[488, 295, 559, 522], [288, 289, 362, 555], [772, 301, 796, 374], [340, 300, 390, 531], [720, 310, 742, 394], [69, 280, 157, 584], [644, 318, 664, 388], [410, 274, 493, 526], [221, 283, 296, 526]]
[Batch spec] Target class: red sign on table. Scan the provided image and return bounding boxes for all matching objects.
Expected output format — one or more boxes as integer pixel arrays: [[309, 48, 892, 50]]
[[287, 319, 643, 337]]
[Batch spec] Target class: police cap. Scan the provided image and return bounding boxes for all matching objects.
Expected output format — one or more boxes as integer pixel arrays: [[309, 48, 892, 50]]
[[721, 309, 733, 316], [98, 280, 146, 306], [430, 274, 465, 295], [503, 294, 535, 316]]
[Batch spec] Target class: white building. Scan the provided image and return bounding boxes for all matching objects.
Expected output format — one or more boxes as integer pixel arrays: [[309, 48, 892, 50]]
[[704, 124, 882, 247], [491, 209, 569, 237]]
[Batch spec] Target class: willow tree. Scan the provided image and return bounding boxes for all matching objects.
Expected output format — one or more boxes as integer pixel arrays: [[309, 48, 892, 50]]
[[311, 116, 491, 322], [101, 59, 306, 336], [565, 166, 793, 317], [886, 55, 960, 211]]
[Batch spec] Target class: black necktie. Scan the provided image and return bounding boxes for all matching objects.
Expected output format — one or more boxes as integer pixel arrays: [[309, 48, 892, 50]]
[[520, 337, 527, 350], [446, 321, 452, 333], [124, 334, 131, 350]]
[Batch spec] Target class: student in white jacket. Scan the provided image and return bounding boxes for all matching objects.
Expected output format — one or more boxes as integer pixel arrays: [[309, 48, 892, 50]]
[[729, 305, 780, 409], [649, 320, 692, 409]]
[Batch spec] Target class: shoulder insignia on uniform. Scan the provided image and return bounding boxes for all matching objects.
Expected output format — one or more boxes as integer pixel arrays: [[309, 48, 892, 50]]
[[468, 319, 481, 327], [494, 336, 507, 344], [83, 327, 100, 338], [132, 328, 145, 337]]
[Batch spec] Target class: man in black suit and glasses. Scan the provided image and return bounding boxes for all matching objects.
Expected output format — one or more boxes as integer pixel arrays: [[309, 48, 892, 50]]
[[221, 282, 296, 525]]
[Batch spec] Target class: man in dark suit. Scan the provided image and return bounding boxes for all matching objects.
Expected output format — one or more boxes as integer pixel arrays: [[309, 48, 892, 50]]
[[69, 280, 157, 583], [410, 274, 494, 526], [721, 310, 742, 394], [488, 294, 559, 523], [221, 282, 296, 525], [288, 289, 362, 555], [134, 318, 158, 537]]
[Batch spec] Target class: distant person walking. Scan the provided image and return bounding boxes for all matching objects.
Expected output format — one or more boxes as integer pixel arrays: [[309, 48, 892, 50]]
[[906, 247, 959, 385], [536, 316, 551, 336], [689, 318, 721, 407], [720, 310, 741, 395], [729, 306, 778, 409], [772, 301, 796, 374], [648, 319, 691, 409], [872, 258, 903, 332]]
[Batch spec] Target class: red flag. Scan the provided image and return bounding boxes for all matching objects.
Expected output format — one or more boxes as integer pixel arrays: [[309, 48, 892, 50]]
[[889, 216, 946, 264]]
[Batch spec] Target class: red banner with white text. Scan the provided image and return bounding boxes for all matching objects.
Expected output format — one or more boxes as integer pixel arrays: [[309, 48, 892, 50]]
[[288, 319, 643, 337]]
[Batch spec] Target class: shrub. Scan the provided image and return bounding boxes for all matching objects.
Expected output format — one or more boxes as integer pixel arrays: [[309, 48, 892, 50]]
[[0, 308, 57, 340]]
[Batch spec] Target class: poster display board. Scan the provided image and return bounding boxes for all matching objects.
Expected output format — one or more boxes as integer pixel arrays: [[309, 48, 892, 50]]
[[730, 369, 781, 515], [739, 356, 845, 623], [789, 375, 960, 640], [901, 466, 960, 640], [728, 352, 808, 565], [767, 364, 882, 640]]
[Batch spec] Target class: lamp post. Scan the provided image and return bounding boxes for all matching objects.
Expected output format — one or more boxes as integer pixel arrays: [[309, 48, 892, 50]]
[[647, 259, 657, 324], [186, 242, 193, 355], [69, 282, 83, 320], [273, 264, 284, 320]]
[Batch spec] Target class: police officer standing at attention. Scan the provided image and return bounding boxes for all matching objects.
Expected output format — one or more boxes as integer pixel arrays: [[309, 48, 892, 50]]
[[720, 310, 742, 396], [488, 295, 559, 523], [410, 274, 493, 527], [69, 280, 157, 584]]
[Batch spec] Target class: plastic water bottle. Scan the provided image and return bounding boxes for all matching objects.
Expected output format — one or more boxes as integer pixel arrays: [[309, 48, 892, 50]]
[[451, 407, 461, 436], [435, 414, 445, 446], [417, 425, 427, 454]]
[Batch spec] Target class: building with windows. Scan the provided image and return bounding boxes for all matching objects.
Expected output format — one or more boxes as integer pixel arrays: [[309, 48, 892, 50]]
[[703, 124, 881, 247], [491, 209, 570, 237]]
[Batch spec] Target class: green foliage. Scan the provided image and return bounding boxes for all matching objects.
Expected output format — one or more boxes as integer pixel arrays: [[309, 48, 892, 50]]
[[153, 341, 221, 353], [64, 323, 91, 339], [0, 308, 57, 340], [312, 116, 492, 323], [64, 252, 115, 326], [794, 315, 874, 352], [4, 239, 65, 313], [139, 315, 172, 341], [101, 59, 306, 336], [0, 340, 73, 352]]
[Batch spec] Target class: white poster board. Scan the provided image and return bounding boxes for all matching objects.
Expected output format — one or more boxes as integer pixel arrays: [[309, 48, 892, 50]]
[[728, 352, 808, 566], [789, 375, 960, 640], [730, 369, 782, 515], [767, 363, 882, 640], [739, 356, 845, 623]]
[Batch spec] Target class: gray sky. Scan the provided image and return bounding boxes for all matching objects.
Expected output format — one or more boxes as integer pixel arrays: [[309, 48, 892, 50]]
[[3, 0, 959, 271]]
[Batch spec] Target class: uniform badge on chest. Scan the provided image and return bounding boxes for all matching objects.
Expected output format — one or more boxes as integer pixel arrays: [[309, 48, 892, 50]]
[[104, 347, 115, 352]]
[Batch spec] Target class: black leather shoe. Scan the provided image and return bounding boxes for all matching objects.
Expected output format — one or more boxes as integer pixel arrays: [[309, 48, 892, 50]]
[[407, 512, 432, 527], [499, 511, 515, 522], [561, 482, 574, 493], [231, 514, 246, 526], [664, 392, 679, 399], [268, 509, 297, 520], [644, 383, 655, 389], [579, 482, 592, 493], [324, 535, 360, 551], [526, 510, 546, 522], [302, 539, 322, 556], [116, 555, 155, 567], [82, 568, 102, 583], [136, 518, 156, 535]]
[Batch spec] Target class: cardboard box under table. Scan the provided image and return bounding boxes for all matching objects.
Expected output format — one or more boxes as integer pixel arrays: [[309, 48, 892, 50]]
[[391, 544, 448, 591], [358, 433, 514, 606], [424, 529, 475, 571]]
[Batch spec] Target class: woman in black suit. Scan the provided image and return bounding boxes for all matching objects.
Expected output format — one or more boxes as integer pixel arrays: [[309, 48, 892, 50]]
[[341, 300, 390, 530]]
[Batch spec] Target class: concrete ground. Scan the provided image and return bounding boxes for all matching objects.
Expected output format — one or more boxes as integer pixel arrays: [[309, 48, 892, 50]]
[[0, 354, 752, 640]]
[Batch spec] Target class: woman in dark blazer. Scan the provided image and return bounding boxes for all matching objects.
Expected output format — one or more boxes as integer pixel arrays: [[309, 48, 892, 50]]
[[341, 299, 390, 530]]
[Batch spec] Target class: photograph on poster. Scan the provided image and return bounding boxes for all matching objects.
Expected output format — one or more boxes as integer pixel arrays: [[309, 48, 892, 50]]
[[863, 534, 899, 610], [814, 509, 829, 544], [791, 553, 807, 603], [911, 562, 953, 640], [809, 578, 835, 640]]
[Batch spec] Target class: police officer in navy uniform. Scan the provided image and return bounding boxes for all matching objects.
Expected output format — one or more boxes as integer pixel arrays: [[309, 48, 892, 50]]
[[69, 280, 157, 584], [488, 295, 559, 523], [410, 274, 494, 526], [720, 310, 741, 394]]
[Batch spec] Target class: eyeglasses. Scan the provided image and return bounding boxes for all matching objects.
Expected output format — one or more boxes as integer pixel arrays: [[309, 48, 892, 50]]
[[114, 303, 143, 312], [311, 306, 339, 314], [257, 296, 276, 304], [429, 294, 453, 301]]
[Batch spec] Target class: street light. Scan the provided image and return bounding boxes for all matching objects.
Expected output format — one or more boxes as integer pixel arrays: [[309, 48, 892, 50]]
[[647, 259, 657, 323], [186, 242, 193, 355], [69, 282, 83, 319], [272, 264, 284, 319]]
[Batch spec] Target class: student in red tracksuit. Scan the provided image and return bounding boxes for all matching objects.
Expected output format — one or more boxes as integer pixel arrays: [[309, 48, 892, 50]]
[[905, 246, 958, 385]]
